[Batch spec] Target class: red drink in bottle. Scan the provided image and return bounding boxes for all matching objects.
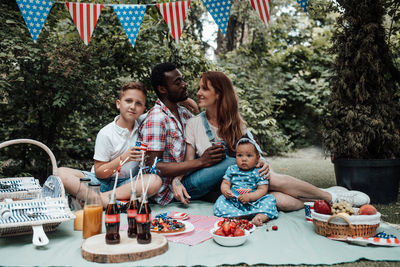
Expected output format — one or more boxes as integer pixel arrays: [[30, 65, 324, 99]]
[[127, 198, 139, 238], [136, 198, 151, 244], [105, 202, 120, 244]]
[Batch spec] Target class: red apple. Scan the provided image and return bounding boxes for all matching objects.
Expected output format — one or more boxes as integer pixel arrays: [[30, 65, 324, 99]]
[[359, 204, 377, 215], [314, 200, 331, 215]]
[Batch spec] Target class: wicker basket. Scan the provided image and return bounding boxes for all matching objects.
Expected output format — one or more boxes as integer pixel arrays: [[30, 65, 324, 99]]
[[0, 139, 74, 238], [311, 210, 380, 239]]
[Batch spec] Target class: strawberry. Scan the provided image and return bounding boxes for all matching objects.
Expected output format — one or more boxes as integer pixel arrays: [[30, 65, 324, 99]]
[[217, 220, 223, 226], [228, 234, 234, 237], [233, 227, 245, 236], [223, 223, 231, 235], [229, 221, 237, 229], [272, 225, 278, 231], [214, 228, 225, 236]]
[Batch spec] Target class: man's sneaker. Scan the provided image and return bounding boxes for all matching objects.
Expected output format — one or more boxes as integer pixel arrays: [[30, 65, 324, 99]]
[[335, 190, 370, 207], [321, 186, 349, 194]]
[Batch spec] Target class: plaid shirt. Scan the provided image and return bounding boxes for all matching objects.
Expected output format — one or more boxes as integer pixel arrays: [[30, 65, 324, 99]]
[[139, 99, 192, 205]]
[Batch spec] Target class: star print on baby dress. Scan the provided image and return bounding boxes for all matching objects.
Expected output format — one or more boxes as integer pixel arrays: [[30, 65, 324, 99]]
[[16, 0, 53, 43]]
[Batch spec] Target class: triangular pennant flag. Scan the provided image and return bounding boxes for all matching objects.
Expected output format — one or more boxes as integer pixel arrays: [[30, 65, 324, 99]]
[[113, 4, 146, 49], [297, 0, 308, 13], [201, 0, 232, 35], [250, 0, 271, 26], [157, 1, 191, 43], [65, 2, 103, 45], [16, 0, 53, 43]]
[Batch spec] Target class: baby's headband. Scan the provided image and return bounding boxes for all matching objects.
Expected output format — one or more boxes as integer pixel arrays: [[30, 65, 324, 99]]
[[236, 138, 263, 154]]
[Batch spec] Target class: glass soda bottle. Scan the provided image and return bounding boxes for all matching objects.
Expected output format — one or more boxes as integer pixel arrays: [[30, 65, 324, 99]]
[[82, 182, 103, 239], [73, 177, 90, 231], [127, 192, 139, 238], [105, 195, 120, 244], [136, 196, 152, 244]]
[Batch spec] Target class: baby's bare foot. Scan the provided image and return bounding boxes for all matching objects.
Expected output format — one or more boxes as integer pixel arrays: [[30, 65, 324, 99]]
[[251, 214, 269, 226]]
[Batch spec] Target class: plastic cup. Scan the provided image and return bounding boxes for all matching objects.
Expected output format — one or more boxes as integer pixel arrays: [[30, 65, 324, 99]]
[[304, 202, 314, 222]]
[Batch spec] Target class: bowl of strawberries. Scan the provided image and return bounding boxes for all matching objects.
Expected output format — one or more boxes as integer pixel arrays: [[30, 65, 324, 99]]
[[211, 219, 250, 246]]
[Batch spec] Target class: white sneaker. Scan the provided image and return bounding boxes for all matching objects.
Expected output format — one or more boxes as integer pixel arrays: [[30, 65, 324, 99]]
[[321, 186, 349, 194], [334, 190, 370, 207]]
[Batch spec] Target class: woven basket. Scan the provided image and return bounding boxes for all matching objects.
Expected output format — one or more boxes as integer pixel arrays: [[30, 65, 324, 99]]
[[311, 210, 380, 239], [0, 139, 74, 237]]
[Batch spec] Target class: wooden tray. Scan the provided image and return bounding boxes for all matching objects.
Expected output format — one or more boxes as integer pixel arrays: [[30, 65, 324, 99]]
[[81, 231, 168, 263]]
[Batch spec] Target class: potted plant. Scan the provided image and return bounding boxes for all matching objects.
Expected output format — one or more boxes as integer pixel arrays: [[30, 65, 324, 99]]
[[323, 0, 400, 203]]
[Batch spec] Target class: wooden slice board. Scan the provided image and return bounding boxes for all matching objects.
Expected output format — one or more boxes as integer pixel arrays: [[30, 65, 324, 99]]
[[81, 231, 168, 263]]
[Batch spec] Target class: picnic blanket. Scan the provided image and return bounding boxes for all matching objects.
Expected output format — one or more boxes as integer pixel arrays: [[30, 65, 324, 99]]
[[0, 200, 399, 266]]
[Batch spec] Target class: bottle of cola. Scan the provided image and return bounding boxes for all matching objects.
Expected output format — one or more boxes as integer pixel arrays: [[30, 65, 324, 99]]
[[136, 196, 152, 244], [127, 193, 139, 238], [105, 196, 120, 245]]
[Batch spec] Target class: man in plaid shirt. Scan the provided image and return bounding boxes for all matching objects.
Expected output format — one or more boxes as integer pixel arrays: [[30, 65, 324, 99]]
[[139, 63, 225, 205]]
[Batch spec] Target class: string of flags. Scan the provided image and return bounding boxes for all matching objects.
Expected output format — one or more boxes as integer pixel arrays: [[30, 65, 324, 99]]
[[16, 0, 308, 49]]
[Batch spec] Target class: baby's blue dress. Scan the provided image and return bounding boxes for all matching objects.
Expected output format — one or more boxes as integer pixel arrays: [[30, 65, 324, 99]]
[[213, 165, 278, 219]]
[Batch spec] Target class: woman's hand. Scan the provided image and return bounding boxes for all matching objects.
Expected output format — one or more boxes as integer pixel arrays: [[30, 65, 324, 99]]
[[172, 177, 191, 205], [222, 189, 234, 199], [256, 159, 271, 179]]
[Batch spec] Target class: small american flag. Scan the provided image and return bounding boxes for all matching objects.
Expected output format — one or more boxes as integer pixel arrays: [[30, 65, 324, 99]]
[[157, 1, 191, 43], [236, 188, 252, 195], [250, 0, 271, 27], [65, 2, 103, 45]]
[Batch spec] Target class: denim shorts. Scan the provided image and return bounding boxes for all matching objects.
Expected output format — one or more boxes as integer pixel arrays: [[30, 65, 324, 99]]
[[82, 171, 131, 193]]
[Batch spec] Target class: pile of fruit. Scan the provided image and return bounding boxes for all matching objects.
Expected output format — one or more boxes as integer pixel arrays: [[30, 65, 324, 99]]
[[314, 200, 377, 216], [214, 218, 253, 237]]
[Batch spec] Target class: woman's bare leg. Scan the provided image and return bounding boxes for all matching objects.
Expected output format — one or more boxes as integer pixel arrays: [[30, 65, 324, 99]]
[[271, 191, 305, 211]]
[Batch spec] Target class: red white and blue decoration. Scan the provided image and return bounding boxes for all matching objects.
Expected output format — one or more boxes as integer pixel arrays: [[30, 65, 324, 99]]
[[65, 2, 103, 45], [112, 5, 147, 49], [16, 0, 53, 43], [201, 0, 232, 35], [157, 1, 191, 43], [297, 0, 308, 13], [250, 0, 271, 26]]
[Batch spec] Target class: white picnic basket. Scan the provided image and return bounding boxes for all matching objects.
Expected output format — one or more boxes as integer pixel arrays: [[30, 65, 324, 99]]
[[0, 139, 74, 239]]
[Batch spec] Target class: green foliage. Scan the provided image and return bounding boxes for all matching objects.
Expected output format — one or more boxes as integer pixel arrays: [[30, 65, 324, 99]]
[[0, 1, 210, 182], [323, 0, 400, 159]]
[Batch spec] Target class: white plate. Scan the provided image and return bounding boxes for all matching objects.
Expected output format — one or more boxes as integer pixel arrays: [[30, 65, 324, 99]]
[[168, 212, 189, 220], [153, 221, 195, 236], [214, 220, 256, 233]]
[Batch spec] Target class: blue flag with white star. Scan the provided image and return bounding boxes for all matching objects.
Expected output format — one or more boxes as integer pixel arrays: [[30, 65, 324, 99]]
[[113, 4, 147, 49], [297, 0, 308, 13], [201, 0, 232, 35], [16, 0, 53, 43]]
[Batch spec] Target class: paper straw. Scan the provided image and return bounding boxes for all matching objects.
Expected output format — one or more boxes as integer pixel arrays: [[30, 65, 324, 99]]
[[110, 171, 118, 203]]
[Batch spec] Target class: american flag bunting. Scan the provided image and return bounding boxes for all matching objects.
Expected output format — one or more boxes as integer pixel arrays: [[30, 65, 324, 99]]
[[250, 0, 271, 26], [113, 5, 146, 49], [201, 0, 232, 35], [157, 1, 191, 43], [65, 2, 103, 45], [16, 0, 53, 43]]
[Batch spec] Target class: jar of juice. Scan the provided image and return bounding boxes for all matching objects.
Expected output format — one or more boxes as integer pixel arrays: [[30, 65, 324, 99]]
[[73, 177, 91, 231], [82, 182, 103, 239]]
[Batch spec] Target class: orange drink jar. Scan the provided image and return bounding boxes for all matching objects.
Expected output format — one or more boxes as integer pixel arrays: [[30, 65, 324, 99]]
[[73, 177, 91, 231], [82, 182, 103, 239]]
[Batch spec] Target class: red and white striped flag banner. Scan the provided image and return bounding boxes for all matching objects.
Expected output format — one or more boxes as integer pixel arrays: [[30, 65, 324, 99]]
[[65, 2, 103, 45], [157, 0, 191, 43], [250, 0, 271, 26]]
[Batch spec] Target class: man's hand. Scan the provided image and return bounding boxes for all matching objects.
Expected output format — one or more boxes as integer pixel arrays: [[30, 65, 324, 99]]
[[222, 189, 234, 199], [256, 159, 270, 179], [126, 147, 144, 162], [180, 98, 199, 113], [199, 145, 225, 167], [238, 193, 251, 204], [172, 177, 191, 205]]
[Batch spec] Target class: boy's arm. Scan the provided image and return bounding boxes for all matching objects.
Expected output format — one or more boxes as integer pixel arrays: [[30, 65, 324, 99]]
[[238, 184, 268, 203]]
